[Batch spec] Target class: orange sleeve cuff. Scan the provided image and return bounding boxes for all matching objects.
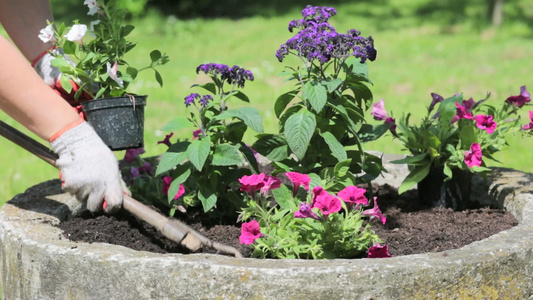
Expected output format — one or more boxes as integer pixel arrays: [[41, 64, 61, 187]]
[[49, 117, 84, 143]]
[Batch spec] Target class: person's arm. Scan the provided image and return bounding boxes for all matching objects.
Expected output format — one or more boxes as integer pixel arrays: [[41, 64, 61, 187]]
[[0, 35, 125, 213]]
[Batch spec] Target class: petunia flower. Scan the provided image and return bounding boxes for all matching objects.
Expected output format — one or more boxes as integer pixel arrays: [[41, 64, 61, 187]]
[[285, 171, 311, 195], [474, 114, 497, 134], [38, 24, 55, 43], [238, 173, 266, 196], [505, 86, 530, 108], [367, 242, 391, 258], [428, 92, 444, 112], [464, 143, 482, 168], [106, 61, 123, 87], [64, 24, 87, 44], [522, 111, 533, 130], [123, 147, 145, 163], [239, 220, 262, 244], [362, 197, 386, 224], [138, 161, 153, 176], [130, 166, 140, 180], [260, 175, 281, 197], [84, 0, 101, 16], [371, 99, 390, 121], [312, 191, 342, 216], [157, 132, 174, 147], [311, 186, 327, 207], [337, 186, 369, 207], [162, 176, 185, 200], [294, 202, 320, 220], [192, 129, 202, 140], [451, 99, 475, 123]]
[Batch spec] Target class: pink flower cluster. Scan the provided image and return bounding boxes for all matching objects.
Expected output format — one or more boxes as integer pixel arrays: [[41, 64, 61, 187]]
[[238, 173, 282, 198]]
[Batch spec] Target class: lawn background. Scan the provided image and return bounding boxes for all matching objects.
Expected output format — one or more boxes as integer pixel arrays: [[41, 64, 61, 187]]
[[1, 0, 532, 206]]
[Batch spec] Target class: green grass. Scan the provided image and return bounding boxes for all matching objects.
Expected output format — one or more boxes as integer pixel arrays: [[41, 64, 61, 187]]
[[1, 0, 533, 206]]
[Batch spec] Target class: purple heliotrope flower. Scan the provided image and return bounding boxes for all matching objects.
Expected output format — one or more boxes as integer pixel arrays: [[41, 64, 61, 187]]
[[451, 99, 475, 123], [337, 186, 369, 207], [123, 147, 145, 163], [428, 92, 444, 112], [157, 132, 174, 147], [312, 191, 342, 216], [522, 111, 533, 130], [362, 197, 386, 225], [199, 94, 213, 107], [294, 202, 320, 220], [474, 114, 497, 134], [184, 93, 200, 107], [239, 220, 262, 245], [505, 85, 530, 108], [367, 242, 391, 258], [464, 143, 482, 168], [196, 63, 254, 88], [238, 173, 266, 196], [285, 172, 311, 195]]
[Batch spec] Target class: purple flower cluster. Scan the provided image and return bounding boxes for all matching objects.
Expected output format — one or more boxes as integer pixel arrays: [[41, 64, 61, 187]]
[[184, 93, 213, 108], [196, 63, 254, 88], [276, 5, 377, 64]]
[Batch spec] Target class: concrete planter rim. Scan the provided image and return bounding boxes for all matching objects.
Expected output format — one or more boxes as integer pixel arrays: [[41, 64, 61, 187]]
[[1, 154, 533, 299]]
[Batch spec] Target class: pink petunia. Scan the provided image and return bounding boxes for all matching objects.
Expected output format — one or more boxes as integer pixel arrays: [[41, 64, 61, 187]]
[[464, 143, 482, 168], [162, 176, 185, 200], [451, 99, 475, 123], [362, 197, 386, 225], [371, 99, 390, 121], [285, 172, 311, 195], [312, 191, 342, 216], [522, 111, 533, 130], [505, 85, 530, 108], [338, 186, 369, 207], [239, 220, 262, 244], [239, 173, 266, 196], [107, 61, 124, 87], [157, 132, 174, 147], [294, 202, 320, 220], [428, 92, 444, 112], [192, 129, 202, 140], [260, 175, 281, 196], [311, 186, 327, 207], [474, 114, 497, 134], [123, 147, 145, 163], [367, 242, 391, 258]]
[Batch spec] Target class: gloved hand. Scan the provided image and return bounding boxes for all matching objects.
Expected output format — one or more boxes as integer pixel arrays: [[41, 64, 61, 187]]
[[32, 48, 92, 105], [50, 118, 128, 213]]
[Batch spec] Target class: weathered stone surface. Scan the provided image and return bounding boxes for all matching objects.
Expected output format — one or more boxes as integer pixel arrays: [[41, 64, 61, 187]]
[[1, 156, 533, 299]]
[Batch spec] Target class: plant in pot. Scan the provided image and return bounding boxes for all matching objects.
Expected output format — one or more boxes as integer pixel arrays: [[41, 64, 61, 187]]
[[37, 0, 169, 150], [373, 86, 530, 210]]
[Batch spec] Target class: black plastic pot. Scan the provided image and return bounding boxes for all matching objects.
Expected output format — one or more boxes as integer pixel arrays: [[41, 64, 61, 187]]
[[417, 167, 474, 210], [81, 95, 146, 151]]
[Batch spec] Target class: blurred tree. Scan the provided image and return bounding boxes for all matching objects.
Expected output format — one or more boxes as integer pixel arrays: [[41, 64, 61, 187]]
[[487, 0, 504, 26]]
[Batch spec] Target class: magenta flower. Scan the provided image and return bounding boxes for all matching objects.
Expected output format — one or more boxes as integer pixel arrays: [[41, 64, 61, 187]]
[[192, 129, 202, 140], [312, 192, 342, 216], [474, 114, 497, 134], [367, 242, 391, 258], [139, 161, 153, 176], [522, 111, 533, 130], [239, 220, 262, 244], [337, 186, 369, 207], [162, 176, 185, 200], [123, 147, 145, 163], [130, 167, 140, 180], [285, 172, 311, 195], [239, 173, 266, 196], [157, 132, 174, 147], [362, 197, 386, 225], [428, 92, 444, 112], [260, 175, 281, 196], [464, 143, 482, 168], [311, 186, 327, 207], [371, 99, 390, 121], [294, 202, 320, 220], [451, 99, 475, 123], [505, 85, 530, 108]]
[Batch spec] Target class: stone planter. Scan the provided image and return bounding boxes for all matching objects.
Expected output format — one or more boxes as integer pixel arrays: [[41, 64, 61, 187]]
[[1, 154, 533, 299]]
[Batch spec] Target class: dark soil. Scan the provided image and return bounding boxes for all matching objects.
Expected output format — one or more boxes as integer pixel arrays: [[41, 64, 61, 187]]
[[58, 184, 518, 258]]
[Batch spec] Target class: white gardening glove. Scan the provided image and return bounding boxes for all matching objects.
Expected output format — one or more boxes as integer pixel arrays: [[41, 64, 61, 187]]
[[50, 119, 127, 213]]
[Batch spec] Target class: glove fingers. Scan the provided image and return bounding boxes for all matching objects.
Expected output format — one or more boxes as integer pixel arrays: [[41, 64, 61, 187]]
[[85, 185, 106, 213], [103, 179, 124, 214]]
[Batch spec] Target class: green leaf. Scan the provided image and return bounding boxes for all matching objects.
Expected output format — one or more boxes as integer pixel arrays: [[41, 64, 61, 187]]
[[126, 67, 138, 81], [334, 159, 352, 178], [284, 109, 316, 160], [198, 187, 217, 212], [212, 144, 243, 166], [345, 57, 369, 79], [191, 82, 216, 94], [156, 141, 190, 175], [239, 143, 260, 174], [274, 91, 297, 118], [358, 123, 392, 143], [398, 163, 431, 194], [304, 81, 328, 113], [154, 70, 163, 87], [161, 117, 194, 131], [60, 75, 73, 94], [51, 57, 73, 72], [324, 78, 343, 93], [167, 173, 189, 203], [187, 138, 211, 171], [252, 134, 290, 162], [272, 184, 294, 210], [150, 50, 162, 62], [121, 25, 135, 37], [232, 90, 250, 103], [308, 173, 322, 191], [215, 107, 263, 133], [63, 41, 77, 55], [319, 131, 347, 162], [225, 121, 247, 143], [390, 153, 429, 165]]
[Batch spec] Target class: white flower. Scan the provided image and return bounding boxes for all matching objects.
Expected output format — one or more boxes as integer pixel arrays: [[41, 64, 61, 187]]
[[64, 24, 87, 43], [84, 0, 101, 16], [38, 24, 55, 43], [89, 20, 101, 37], [107, 61, 124, 87]]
